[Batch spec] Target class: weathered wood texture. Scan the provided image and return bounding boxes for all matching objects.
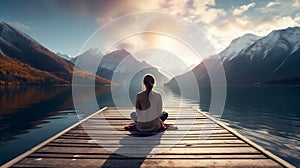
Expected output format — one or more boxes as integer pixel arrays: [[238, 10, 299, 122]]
[[2, 107, 295, 168]]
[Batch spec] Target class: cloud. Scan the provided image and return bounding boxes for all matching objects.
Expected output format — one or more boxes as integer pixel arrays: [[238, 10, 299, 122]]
[[62, 0, 299, 57], [59, 0, 226, 25], [232, 2, 256, 16], [158, 0, 226, 24], [204, 14, 300, 53], [260, 0, 299, 14], [295, 13, 300, 22], [7, 21, 31, 31], [266, 1, 281, 8], [292, 0, 300, 7], [60, 0, 160, 25], [76, 0, 226, 62]]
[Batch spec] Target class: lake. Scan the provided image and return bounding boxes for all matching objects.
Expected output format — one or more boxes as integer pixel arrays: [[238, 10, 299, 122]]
[[0, 85, 299, 166]]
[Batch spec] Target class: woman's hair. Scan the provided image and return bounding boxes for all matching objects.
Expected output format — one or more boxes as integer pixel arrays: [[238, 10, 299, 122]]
[[143, 74, 155, 96]]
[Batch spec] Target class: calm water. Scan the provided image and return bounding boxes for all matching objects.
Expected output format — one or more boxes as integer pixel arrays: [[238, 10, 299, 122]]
[[0, 85, 299, 166]]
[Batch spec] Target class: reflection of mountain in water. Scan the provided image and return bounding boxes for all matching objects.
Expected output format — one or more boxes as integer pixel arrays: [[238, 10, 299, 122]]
[[0, 86, 112, 165], [0, 86, 73, 142], [220, 86, 300, 167], [0, 86, 110, 142]]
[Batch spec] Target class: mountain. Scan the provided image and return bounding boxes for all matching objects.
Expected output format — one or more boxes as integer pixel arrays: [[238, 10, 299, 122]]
[[224, 27, 300, 84], [0, 52, 67, 84], [72, 49, 169, 85], [0, 21, 110, 85], [56, 52, 72, 61], [218, 33, 261, 60], [71, 48, 103, 73], [167, 26, 300, 89]]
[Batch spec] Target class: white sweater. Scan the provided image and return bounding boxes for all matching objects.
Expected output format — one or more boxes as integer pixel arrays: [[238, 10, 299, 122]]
[[136, 91, 164, 131]]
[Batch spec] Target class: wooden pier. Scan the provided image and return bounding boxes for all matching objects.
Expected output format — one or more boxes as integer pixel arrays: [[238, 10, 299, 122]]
[[2, 107, 295, 167]]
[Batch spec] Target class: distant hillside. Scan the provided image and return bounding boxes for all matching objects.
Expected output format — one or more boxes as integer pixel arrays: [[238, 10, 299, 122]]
[[0, 21, 110, 85], [167, 26, 300, 89], [0, 52, 67, 84], [72, 48, 168, 85]]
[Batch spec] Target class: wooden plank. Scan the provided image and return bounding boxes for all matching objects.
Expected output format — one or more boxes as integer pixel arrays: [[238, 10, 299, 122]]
[[58, 135, 238, 140], [84, 120, 215, 124], [36, 146, 260, 154], [66, 130, 232, 136], [53, 138, 246, 145], [53, 139, 244, 146], [62, 132, 235, 138], [13, 158, 281, 168], [82, 120, 217, 124], [46, 142, 250, 148], [52, 135, 239, 141], [73, 126, 224, 131], [89, 117, 208, 120], [28, 153, 265, 159], [98, 114, 202, 117], [79, 122, 222, 127]]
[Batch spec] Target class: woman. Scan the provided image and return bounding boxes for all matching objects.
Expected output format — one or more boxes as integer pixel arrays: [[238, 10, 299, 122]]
[[130, 74, 168, 131]]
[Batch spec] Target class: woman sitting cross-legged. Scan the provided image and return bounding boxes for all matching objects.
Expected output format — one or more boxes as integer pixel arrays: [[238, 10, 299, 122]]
[[130, 74, 168, 131]]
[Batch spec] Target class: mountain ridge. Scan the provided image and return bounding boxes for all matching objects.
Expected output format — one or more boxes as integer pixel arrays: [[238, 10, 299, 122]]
[[167, 26, 300, 89], [0, 21, 110, 85], [72, 48, 169, 85]]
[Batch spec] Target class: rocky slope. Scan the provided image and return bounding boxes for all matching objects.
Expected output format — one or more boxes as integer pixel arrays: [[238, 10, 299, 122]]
[[0, 21, 110, 85]]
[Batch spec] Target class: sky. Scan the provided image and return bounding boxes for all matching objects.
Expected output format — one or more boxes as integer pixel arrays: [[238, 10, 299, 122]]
[[0, 0, 300, 59]]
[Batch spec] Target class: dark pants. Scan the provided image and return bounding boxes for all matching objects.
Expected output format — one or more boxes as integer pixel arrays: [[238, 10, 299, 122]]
[[130, 111, 168, 122]]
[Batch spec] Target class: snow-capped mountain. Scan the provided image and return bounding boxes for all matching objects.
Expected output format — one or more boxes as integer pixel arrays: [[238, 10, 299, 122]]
[[72, 48, 168, 85], [0, 21, 110, 85], [231, 27, 300, 62], [218, 33, 261, 61], [71, 48, 103, 73], [167, 26, 300, 88], [100, 49, 150, 73], [224, 26, 300, 84], [56, 52, 72, 60]]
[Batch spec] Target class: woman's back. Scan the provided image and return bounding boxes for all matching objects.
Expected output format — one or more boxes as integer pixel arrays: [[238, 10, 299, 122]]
[[136, 90, 164, 131], [136, 91, 151, 111]]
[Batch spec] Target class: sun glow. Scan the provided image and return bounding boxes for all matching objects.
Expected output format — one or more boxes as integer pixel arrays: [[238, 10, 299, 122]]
[[110, 32, 202, 68]]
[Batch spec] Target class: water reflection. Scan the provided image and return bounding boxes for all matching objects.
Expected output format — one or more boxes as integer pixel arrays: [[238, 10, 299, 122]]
[[220, 86, 300, 138], [197, 85, 300, 167], [224, 86, 300, 166], [0, 85, 111, 165], [0, 86, 73, 142]]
